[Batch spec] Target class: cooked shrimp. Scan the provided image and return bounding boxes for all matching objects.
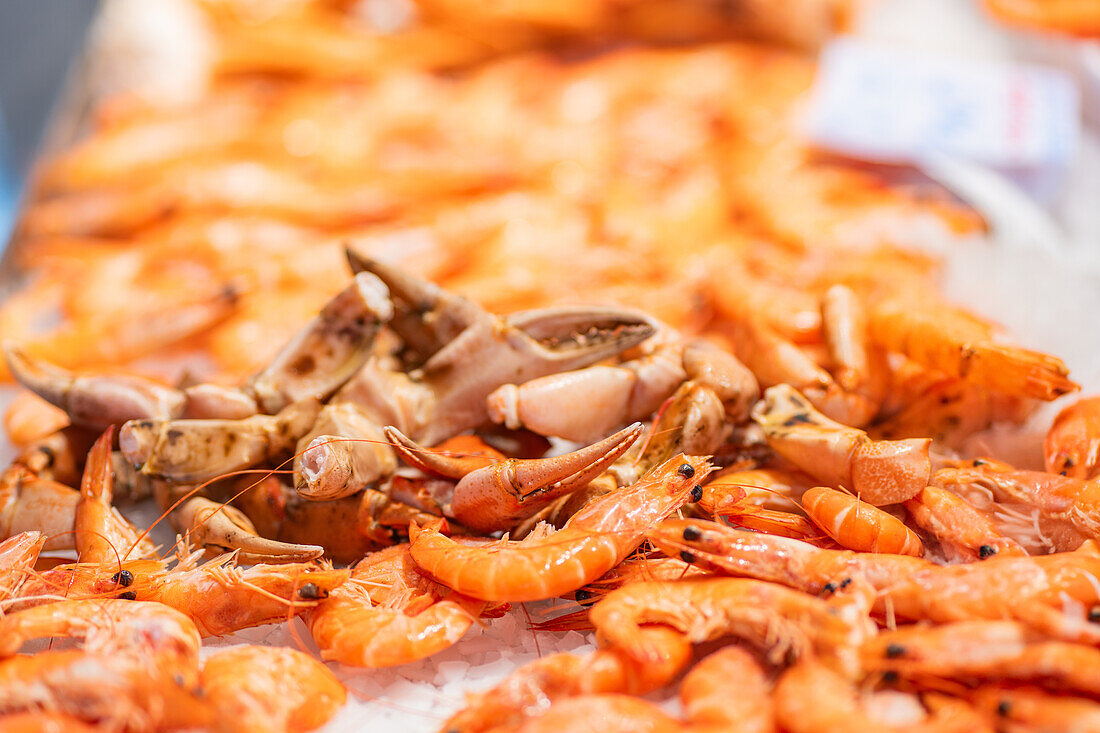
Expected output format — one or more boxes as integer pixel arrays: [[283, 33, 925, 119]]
[[801, 487, 923, 556], [442, 624, 690, 733], [654, 517, 1100, 633], [0, 650, 211, 731], [1045, 396, 1100, 480], [864, 621, 1100, 697], [969, 685, 1100, 733], [133, 556, 349, 637], [0, 598, 201, 681], [200, 645, 346, 733], [0, 532, 45, 602], [752, 384, 930, 505], [409, 453, 712, 601], [514, 695, 676, 733], [74, 429, 156, 564], [903, 486, 1027, 561], [307, 544, 482, 667], [775, 657, 989, 733], [649, 517, 932, 593], [0, 712, 98, 733], [588, 578, 872, 669], [934, 460, 1100, 547], [869, 300, 1077, 401]]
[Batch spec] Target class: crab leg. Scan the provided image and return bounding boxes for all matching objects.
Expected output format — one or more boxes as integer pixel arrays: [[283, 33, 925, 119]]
[[119, 399, 321, 482], [174, 497, 323, 563], [4, 345, 185, 429]]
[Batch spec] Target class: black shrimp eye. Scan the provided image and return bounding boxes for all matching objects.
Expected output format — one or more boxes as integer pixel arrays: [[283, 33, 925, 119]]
[[680, 550, 696, 564], [574, 589, 595, 605], [118, 591, 137, 601], [297, 582, 324, 600], [881, 670, 899, 684], [997, 700, 1012, 717], [885, 643, 906, 659], [677, 463, 696, 479], [689, 485, 703, 502], [111, 569, 134, 587], [682, 525, 702, 542], [822, 582, 837, 595], [978, 544, 996, 559], [1088, 606, 1100, 623]]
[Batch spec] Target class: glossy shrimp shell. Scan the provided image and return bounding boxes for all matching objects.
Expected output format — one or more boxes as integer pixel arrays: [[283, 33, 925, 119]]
[[409, 454, 712, 601]]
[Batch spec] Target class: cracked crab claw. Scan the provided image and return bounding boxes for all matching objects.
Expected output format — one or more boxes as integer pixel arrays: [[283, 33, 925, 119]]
[[244, 271, 393, 413], [4, 343, 185, 429], [386, 423, 644, 533], [175, 497, 323, 564], [119, 399, 321, 482], [415, 305, 656, 445]]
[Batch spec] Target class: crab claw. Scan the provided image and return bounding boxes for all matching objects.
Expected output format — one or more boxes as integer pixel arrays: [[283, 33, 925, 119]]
[[120, 399, 321, 482], [176, 497, 323, 564], [418, 306, 656, 444], [346, 248, 482, 364], [390, 423, 644, 534], [4, 343, 185, 429], [245, 271, 393, 414], [383, 429, 505, 479]]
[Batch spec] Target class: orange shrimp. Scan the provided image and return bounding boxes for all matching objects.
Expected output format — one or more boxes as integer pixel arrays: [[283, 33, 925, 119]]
[[408, 453, 712, 602], [697, 469, 819, 541], [0, 712, 98, 733], [800, 487, 923, 556], [653, 517, 1100, 636], [868, 300, 1077, 402], [515, 646, 775, 733], [0, 532, 45, 602], [648, 518, 932, 596], [1045, 396, 1100, 480], [588, 577, 872, 669], [775, 657, 989, 733], [903, 486, 1027, 561], [199, 645, 346, 733], [74, 429, 156, 564], [442, 624, 691, 733], [969, 685, 1100, 733], [132, 556, 350, 637], [863, 621, 1100, 698], [569, 554, 709, 606], [0, 598, 201, 683], [0, 650, 211, 731], [933, 461, 1100, 550], [307, 544, 484, 667]]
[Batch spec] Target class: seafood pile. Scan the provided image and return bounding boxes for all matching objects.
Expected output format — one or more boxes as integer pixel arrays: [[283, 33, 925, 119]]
[[1, 1, 1098, 732], [1, 248, 1097, 731]]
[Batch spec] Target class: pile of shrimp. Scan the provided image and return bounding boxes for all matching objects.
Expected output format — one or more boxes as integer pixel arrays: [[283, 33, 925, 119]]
[[2, 1, 1099, 732]]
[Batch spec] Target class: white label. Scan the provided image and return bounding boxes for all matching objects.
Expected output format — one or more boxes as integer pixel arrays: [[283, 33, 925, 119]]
[[805, 39, 1080, 169]]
